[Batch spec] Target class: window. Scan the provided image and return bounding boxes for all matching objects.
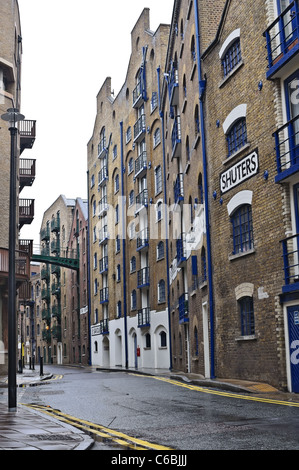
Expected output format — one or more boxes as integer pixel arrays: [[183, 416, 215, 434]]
[[99, 127, 106, 155], [151, 92, 158, 113], [239, 296, 255, 336], [160, 331, 167, 347], [155, 165, 162, 194], [113, 145, 117, 160], [115, 174, 119, 193], [194, 327, 199, 356], [156, 201, 163, 221], [129, 190, 134, 206], [153, 128, 161, 148], [117, 301, 122, 318], [128, 157, 133, 174], [145, 333, 151, 348], [158, 280, 166, 303], [116, 264, 121, 282], [222, 39, 242, 77], [157, 241, 164, 260], [227, 118, 247, 157], [126, 127, 132, 143], [198, 173, 203, 204], [115, 204, 119, 224], [231, 204, 254, 254], [194, 105, 200, 137], [201, 247, 207, 282], [130, 256, 136, 273], [94, 279, 98, 295], [131, 290, 137, 310], [116, 235, 120, 253]]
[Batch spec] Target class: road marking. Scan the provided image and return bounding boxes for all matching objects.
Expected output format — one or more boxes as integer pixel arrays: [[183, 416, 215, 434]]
[[22, 404, 173, 451], [129, 374, 299, 408]]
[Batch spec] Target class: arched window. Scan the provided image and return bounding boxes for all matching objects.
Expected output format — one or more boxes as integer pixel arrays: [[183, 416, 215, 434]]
[[157, 241, 164, 260], [131, 290, 137, 310], [227, 118, 247, 157], [153, 128, 161, 148], [160, 331, 167, 348], [130, 256, 136, 273], [158, 280, 166, 303], [194, 327, 199, 356], [231, 204, 253, 254], [222, 39, 242, 77], [114, 174, 119, 193], [198, 173, 203, 204], [239, 296, 255, 336], [129, 190, 134, 206]]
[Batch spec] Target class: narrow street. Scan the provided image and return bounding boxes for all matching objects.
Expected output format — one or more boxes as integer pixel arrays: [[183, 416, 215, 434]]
[[14, 365, 299, 451]]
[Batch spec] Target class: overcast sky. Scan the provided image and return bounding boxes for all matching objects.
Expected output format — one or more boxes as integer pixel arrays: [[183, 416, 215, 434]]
[[17, 0, 174, 246]]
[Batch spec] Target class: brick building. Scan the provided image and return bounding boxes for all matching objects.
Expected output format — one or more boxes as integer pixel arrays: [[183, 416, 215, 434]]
[[201, 0, 293, 389], [161, 0, 225, 376], [0, 0, 36, 376], [87, 9, 171, 370], [262, 0, 299, 392]]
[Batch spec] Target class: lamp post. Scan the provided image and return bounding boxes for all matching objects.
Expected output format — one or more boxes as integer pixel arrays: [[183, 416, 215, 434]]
[[1, 108, 25, 412]]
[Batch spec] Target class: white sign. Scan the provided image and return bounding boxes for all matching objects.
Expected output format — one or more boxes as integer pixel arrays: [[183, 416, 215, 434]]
[[220, 149, 259, 194], [91, 325, 102, 336]]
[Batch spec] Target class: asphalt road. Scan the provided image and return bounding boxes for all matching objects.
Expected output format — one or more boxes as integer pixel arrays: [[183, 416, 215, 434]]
[[18, 365, 299, 450]]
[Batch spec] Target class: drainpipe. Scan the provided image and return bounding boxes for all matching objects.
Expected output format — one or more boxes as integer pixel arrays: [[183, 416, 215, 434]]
[[157, 66, 173, 371], [120, 121, 129, 369], [87, 170, 92, 365], [194, 1, 215, 379]]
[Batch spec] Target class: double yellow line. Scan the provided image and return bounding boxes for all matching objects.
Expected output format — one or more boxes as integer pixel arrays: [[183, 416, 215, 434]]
[[130, 374, 299, 408], [22, 403, 173, 451]]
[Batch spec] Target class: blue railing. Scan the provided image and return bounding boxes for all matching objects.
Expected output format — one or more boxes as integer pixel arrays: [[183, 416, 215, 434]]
[[281, 233, 299, 293], [136, 228, 149, 251], [171, 116, 181, 158], [174, 173, 184, 204], [179, 293, 189, 323], [135, 151, 147, 177], [99, 256, 108, 274], [176, 234, 187, 266], [100, 287, 109, 304], [99, 318, 109, 335], [274, 114, 299, 182], [138, 307, 150, 327], [169, 64, 179, 106], [264, 0, 299, 78], [133, 114, 146, 142], [137, 267, 150, 288]]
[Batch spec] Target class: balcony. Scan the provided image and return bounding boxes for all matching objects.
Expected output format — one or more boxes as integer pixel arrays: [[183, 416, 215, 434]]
[[51, 281, 61, 297], [98, 138, 107, 159], [41, 307, 51, 323], [136, 227, 149, 251], [98, 195, 108, 216], [171, 116, 182, 159], [19, 199, 34, 228], [99, 225, 109, 245], [98, 166, 108, 188], [51, 325, 61, 341], [51, 215, 60, 233], [100, 287, 109, 304], [176, 233, 187, 266], [133, 114, 146, 143], [19, 120, 36, 154], [135, 189, 148, 214], [99, 318, 109, 335], [41, 266, 50, 281], [19, 159, 36, 192], [0, 247, 30, 284], [40, 226, 50, 241], [274, 114, 299, 182], [174, 173, 184, 204], [281, 233, 299, 294], [137, 267, 150, 289], [99, 256, 108, 274], [51, 264, 61, 276], [41, 287, 50, 302], [135, 151, 147, 178], [132, 80, 145, 108], [42, 328, 51, 343], [264, 0, 299, 79], [52, 304, 61, 319], [19, 239, 33, 258], [51, 239, 60, 254], [169, 65, 179, 107], [138, 307, 150, 327], [179, 293, 189, 324]]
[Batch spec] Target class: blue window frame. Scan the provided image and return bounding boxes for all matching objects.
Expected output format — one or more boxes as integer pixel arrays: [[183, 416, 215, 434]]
[[227, 118, 247, 157], [157, 241, 164, 260], [158, 280, 166, 303], [117, 301, 122, 318], [222, 39, 242, 77], [130, 256, 136, 273], [239, 296, 255, 336], [131, 290, 137, 310], [231, 204, 254, 254]]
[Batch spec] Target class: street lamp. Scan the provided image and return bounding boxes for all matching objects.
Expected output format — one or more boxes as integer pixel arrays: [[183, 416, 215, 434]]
[[1, 108, 25, 412]]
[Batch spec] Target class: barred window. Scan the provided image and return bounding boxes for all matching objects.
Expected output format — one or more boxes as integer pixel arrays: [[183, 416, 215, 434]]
[[231, 204, 253, 254], [239, 296, 255, 336], [222, 39, 242, 77], [227, 118, 247, 157]]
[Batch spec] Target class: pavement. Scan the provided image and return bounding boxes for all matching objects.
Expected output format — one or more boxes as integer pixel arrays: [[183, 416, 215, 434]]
[[0, 365, 299, 451]]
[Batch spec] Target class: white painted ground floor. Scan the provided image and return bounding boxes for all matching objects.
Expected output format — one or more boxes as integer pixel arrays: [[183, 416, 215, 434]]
[[90, 309, 170, 370]]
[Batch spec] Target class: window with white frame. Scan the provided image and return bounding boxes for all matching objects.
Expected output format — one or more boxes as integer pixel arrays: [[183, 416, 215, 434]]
[[130, 256, 136, 273], [153, 128, 161, 148], [223, 104, 247, 158], [155, 165, 162, 194], [131, 290, 137, 310], [219, 29, 242, 78], [158, 279, 166, 303], [157, 241, 164, 260], [126, 126, 132, 144]]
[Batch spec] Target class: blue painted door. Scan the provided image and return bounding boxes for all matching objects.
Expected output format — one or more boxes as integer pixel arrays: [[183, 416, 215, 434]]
[[287, 305, 299, 392]]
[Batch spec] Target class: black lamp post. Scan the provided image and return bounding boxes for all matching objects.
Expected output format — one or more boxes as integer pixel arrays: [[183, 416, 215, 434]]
[[1, 108, 25, 412]]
